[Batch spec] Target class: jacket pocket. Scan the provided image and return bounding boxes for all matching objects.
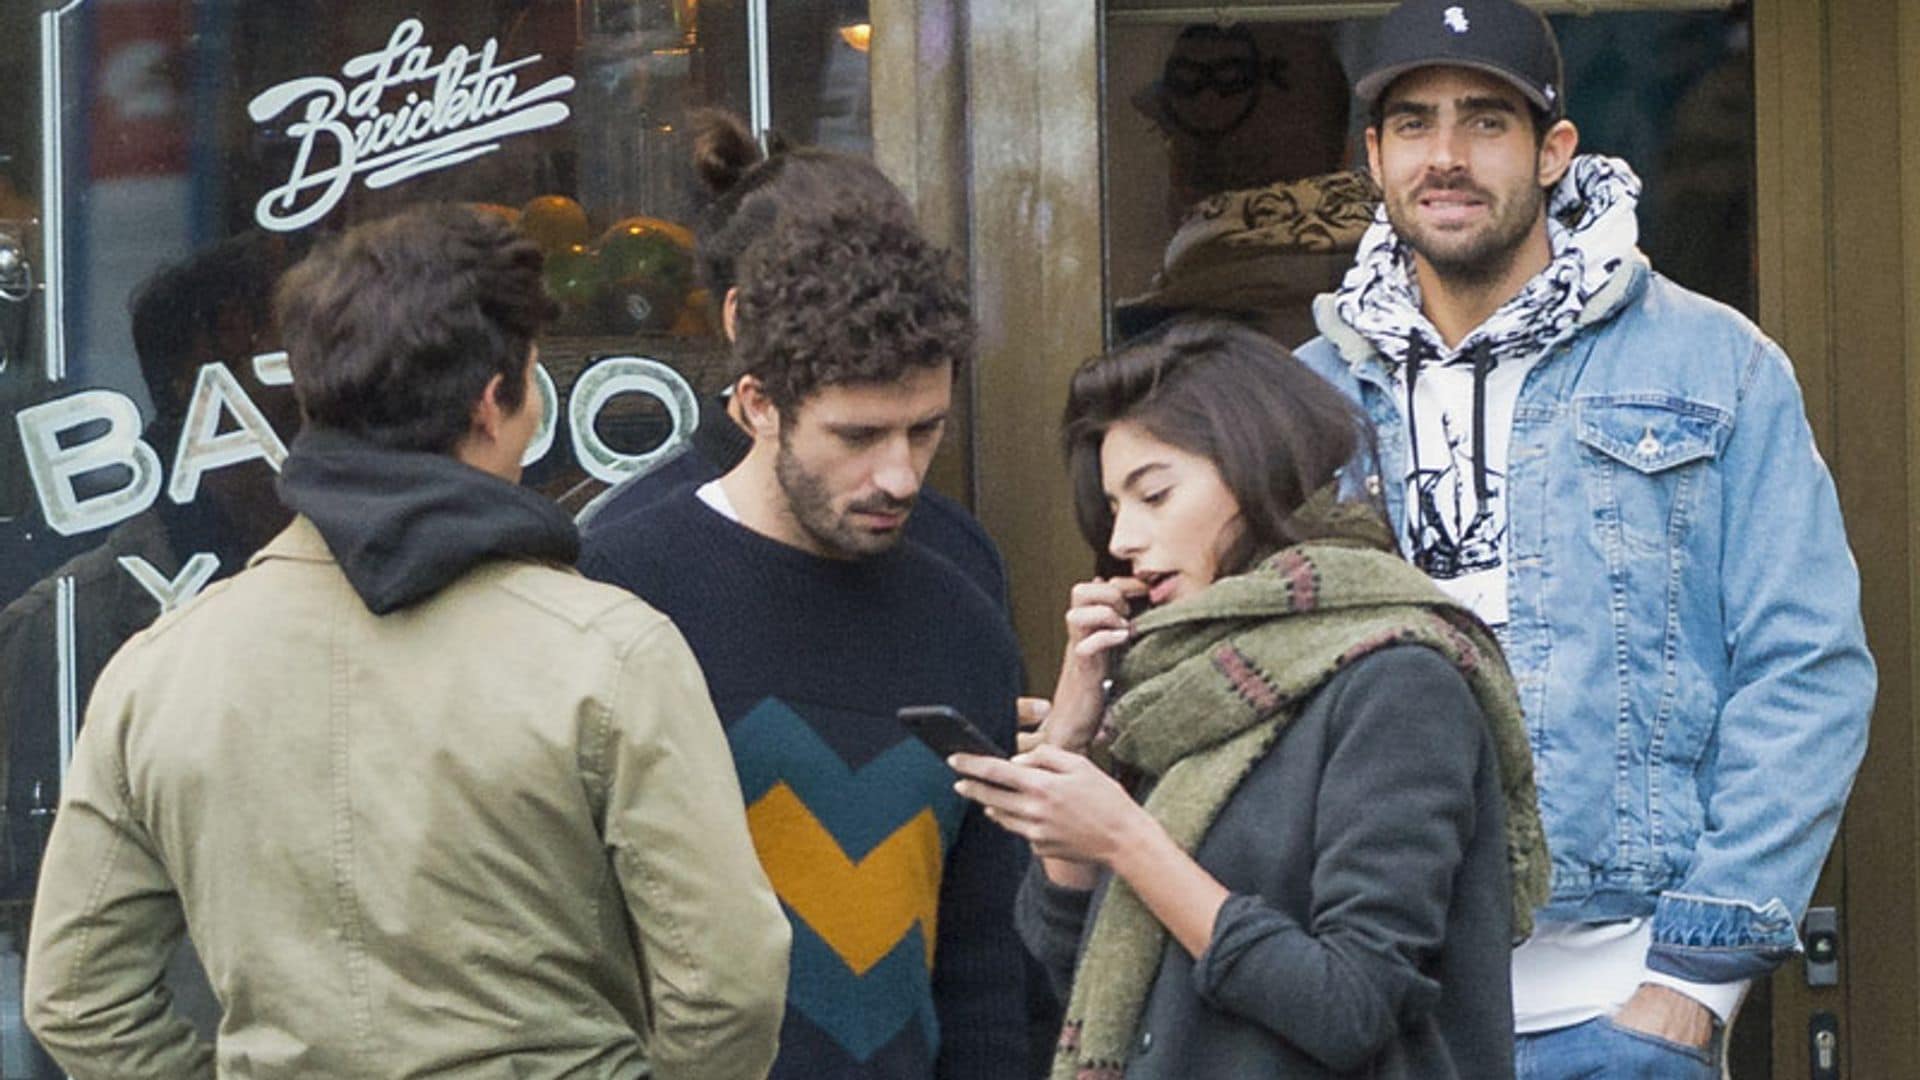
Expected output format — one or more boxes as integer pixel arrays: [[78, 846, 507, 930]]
[[1574, 395, 1731, 556], [1575, 395, 1729, 473]]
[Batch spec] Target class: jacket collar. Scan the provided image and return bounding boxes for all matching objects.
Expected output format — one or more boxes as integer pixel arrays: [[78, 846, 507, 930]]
[[248, 515, 334, 568], [1316, 251, 1649, 391]]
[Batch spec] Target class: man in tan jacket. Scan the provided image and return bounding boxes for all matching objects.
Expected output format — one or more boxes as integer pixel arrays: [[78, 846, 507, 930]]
[[23, 204, 789, 1079]]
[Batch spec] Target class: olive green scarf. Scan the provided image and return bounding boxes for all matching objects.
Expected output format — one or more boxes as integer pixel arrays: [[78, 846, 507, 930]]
[[1052, 541, 1549, 1080]]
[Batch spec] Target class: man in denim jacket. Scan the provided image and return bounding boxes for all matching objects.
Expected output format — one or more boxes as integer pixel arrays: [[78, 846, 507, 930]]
[[1293, 2, 1874, 1075]]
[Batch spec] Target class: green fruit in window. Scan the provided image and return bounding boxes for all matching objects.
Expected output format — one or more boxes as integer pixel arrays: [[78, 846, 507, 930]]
[[544, 243, 604, 309], [598, 217, 695, 331]]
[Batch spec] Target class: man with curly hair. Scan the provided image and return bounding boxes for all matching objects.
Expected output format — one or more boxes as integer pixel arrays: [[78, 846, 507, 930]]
[[581, 210, 1028, 1080]]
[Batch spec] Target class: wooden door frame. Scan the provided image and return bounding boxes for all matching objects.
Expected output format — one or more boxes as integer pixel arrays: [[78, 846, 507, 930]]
[[958, 0, 1106, 682], [871, 0, 978, 505], [1758, 0, 1920, 1075]]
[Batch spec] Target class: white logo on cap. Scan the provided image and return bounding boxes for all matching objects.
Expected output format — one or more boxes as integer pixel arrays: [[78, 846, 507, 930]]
[[1444, 6, 1470, 33]]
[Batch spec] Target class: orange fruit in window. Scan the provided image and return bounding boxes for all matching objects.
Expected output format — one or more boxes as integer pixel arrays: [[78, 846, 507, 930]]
[[467, 202, 521, 226], [519, 195, 591, 255], [649, 218, 697, 249], [670, 288, 713, 336]]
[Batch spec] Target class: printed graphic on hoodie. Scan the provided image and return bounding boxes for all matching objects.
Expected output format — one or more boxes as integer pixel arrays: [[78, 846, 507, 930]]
[[1400, 357, 1535, 626], [1324, 155, 1647, 629]]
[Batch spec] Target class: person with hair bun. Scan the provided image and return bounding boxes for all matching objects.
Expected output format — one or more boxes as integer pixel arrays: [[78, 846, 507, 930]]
[[580, 110, 1009, 612], [950, 316, 1548, 1079]]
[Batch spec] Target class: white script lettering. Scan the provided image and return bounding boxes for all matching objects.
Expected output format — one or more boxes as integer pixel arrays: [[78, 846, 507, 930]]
[[249, 19, 575, 232]]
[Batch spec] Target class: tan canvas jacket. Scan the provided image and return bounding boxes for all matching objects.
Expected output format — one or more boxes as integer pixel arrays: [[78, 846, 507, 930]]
[[25, 517, 789, 1079]]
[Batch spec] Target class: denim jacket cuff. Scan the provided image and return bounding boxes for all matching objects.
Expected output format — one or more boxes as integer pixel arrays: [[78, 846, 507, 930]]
[[1647, 891, 1800, 982]]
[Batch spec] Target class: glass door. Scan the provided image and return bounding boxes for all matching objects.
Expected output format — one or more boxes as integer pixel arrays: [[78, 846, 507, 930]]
[[0, 1, 870, 1070]]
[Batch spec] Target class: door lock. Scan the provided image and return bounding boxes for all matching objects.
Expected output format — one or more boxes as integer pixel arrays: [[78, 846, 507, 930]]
[[1804, 906, 1840, 988], [1809, 1011, 1839, 1080]]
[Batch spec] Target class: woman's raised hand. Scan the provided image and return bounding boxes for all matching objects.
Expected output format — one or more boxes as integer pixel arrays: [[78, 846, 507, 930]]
[[1041, 576, 1147, 753]]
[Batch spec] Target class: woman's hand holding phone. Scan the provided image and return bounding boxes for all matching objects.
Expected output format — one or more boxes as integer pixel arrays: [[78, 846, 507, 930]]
[[952, 744, 1229, 957], [954, 577, 1148, 890], [950, 744, 1149, 881]]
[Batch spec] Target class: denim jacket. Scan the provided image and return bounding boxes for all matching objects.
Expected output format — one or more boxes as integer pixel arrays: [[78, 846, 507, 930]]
[[1294, 263, 1874, 982]]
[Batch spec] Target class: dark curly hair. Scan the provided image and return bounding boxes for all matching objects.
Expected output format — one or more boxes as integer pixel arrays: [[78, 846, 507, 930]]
[[732, 210, 970, 413], [274, 204, 558, 453]]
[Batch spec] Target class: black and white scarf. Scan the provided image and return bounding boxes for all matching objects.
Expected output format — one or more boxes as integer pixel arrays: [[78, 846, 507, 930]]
[[1322, 154, 1645, 373]]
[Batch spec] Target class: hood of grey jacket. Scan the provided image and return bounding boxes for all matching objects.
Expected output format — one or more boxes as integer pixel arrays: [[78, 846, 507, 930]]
[[276, 426, 578, 614]]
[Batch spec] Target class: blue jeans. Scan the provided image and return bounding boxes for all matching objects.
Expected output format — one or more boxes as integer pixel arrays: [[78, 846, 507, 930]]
[[1515, 1017, 1720, 1080]]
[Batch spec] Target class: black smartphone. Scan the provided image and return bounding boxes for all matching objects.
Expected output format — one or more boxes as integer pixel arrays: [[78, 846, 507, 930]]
[[898, 705, 1006, 760]]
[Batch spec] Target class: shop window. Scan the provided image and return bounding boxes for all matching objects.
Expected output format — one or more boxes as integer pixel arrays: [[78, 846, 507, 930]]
[[0, 2, 866, 1070], [1103, 3, 1755, 347]]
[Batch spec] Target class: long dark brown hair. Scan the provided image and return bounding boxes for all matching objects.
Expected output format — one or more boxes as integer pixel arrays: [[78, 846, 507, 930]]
[[1061, 315, 1390, 577]]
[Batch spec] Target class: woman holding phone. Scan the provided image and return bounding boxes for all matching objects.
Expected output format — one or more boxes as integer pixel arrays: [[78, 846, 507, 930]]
[[950, 317, 1548, 1079]]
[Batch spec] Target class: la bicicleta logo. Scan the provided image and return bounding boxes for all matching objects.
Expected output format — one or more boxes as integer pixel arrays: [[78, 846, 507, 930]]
[[247, 18, 575, 233]]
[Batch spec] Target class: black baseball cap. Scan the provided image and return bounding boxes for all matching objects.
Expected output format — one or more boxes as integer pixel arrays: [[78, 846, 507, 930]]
[[1355, 0, 1564, 120]]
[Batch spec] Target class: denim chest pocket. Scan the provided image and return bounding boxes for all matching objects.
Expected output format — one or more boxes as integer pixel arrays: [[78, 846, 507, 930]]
[[1574, 395, 1732, 555]]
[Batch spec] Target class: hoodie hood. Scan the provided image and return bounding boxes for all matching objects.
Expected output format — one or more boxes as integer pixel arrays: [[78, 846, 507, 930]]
[[277, 427, 579, 614], [1316, 154, 1647, 371]]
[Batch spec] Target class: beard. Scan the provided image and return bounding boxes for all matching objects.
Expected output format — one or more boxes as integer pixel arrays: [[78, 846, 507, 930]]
[[1386, 173, 1546, 287], [774, 436, 916, 560]]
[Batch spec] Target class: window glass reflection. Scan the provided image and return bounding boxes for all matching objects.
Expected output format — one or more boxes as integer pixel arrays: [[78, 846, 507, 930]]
[[1103, 9, 1755, 348], [0, 3, 873, 1071]]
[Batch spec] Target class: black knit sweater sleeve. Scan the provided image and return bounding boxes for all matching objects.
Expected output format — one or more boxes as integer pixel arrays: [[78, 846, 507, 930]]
[[931, 647, 1029, 1080]]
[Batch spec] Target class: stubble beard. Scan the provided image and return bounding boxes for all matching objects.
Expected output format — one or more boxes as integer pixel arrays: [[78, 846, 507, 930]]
[[1389, 176, 1547, 289], [773, 436, 914, 560]]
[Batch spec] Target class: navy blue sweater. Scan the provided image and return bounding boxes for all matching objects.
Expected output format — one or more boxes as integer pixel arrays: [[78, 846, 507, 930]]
[[580, 488, 1028, 1080]]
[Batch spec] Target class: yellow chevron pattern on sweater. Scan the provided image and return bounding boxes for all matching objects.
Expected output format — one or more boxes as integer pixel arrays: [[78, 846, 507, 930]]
[[746, 782, 943, 975]]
